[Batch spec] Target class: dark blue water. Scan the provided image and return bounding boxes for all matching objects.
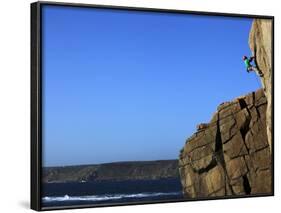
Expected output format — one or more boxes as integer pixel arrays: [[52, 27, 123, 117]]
[[42, 178, 184, 207]]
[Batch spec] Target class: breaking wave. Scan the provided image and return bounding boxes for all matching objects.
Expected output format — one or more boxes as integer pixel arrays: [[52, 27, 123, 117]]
[[42, 192, 181, 203]]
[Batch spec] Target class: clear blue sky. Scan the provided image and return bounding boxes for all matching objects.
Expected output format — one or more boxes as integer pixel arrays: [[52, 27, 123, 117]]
[[42, 5, 258, 167]]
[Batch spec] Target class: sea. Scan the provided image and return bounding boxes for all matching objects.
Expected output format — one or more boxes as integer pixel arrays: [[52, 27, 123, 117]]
[[42, 178, 184, 208]]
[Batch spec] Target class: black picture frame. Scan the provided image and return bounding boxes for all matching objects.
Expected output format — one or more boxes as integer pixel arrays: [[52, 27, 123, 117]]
[[31, 1, 274, 211]]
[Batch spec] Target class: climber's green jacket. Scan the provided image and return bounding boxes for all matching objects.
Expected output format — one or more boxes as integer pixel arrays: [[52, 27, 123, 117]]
[[244, 58, 251, 68]]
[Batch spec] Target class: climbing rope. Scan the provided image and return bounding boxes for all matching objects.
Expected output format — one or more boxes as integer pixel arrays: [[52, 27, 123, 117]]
[[252, 57, 263, 88], [254, 72, 262, 88]]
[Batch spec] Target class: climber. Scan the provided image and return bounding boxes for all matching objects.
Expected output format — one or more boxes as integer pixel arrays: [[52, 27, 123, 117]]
[[243, 55, 263, 77]]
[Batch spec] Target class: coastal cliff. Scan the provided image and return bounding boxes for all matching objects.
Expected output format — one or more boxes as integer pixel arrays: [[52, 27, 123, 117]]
[[43, 160, 179, 183], [178, 19, 272, 198], [249, 19, 273, 152]]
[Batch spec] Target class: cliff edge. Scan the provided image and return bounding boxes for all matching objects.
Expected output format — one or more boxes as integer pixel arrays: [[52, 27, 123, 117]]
[[178, 19, 272, 198], [249, 19, 273, 152]]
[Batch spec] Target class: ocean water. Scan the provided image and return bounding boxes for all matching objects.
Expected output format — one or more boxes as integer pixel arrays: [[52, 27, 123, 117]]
[[42, 178, 184, 208]]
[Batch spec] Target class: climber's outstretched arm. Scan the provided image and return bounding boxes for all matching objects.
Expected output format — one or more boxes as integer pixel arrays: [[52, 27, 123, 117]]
[[249, 56, 255, 62]]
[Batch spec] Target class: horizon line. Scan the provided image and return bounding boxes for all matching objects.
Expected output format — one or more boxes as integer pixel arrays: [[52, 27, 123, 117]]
[[43, 158, 178, 168]]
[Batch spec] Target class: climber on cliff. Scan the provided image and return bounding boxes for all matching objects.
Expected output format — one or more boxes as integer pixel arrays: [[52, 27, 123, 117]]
[[243, 55, 263, 77]]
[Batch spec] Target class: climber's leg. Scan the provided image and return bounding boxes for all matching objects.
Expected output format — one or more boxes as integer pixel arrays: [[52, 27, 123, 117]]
[[250, 66, 264, 77]]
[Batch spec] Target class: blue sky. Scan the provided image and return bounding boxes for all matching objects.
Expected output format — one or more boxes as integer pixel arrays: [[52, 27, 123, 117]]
[[42, 5, 258, 167]]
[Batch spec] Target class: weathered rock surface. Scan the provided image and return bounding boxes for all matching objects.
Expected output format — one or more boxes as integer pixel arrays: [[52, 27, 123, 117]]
[[249, 19, 273, 152], [179, 89, 272, 198]]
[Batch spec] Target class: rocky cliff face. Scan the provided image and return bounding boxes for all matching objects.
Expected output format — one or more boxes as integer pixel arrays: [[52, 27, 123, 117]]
[[179, 89, 272, 198], [178, 19, 273, 198], [249, 19, 273, 152]]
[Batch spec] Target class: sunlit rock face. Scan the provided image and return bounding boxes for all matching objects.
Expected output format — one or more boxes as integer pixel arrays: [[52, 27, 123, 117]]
[[179, 89, 272, 198], [249, 19, 272, 153]]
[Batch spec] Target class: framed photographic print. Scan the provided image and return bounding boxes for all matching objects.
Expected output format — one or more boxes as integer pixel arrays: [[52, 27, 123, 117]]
[[31, 1, 274, 211]]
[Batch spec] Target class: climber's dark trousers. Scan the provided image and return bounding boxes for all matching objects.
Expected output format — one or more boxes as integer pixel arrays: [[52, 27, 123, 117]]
[[248, 66, 264, 77]]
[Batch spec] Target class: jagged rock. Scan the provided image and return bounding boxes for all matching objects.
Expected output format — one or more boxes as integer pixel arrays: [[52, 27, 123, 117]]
[[197, 123, 209, 131], [179, 89, 272, 198], [249, 19, 273, 152]]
